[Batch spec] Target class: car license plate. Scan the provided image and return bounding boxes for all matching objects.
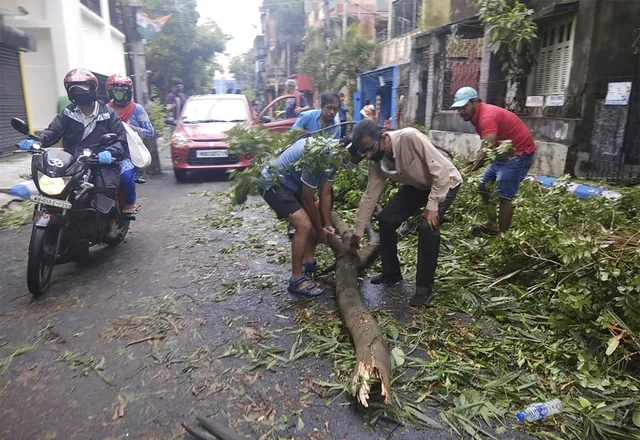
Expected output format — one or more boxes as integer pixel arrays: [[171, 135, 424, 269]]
[[30, 195, 72, 209], [196, 149, 228, 158]]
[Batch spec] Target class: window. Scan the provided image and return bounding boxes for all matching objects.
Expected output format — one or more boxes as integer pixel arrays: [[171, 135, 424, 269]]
[[535, 15, 576, 95], [392, 0, 420, 38], [181, 98, 249, 124], [80, 0, 102, 16]]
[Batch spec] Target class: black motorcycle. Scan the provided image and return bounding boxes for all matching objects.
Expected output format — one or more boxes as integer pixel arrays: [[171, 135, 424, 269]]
[[11, 118, 134, 296]]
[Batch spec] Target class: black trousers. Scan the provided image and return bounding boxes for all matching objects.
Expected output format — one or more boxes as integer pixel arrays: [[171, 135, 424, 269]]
[[378, 184, 460, 293], [93, 164, 121, 216]]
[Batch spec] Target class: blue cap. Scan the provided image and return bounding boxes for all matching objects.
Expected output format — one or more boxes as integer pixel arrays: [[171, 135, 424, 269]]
[[516, 411, 526, 422], [451, 86, 479, 109]]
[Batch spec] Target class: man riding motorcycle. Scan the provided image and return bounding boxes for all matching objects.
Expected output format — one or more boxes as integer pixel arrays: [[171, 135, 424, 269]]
[[19, 68, 128, 240]]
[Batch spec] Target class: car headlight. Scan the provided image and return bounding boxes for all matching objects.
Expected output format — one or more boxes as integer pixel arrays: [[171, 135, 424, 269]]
[[38, 174, 69, 196], [172, 134, 189, 146]]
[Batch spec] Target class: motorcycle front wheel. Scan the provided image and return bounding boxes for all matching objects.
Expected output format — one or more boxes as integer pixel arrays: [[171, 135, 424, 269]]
[[26, 226, 60, 296]]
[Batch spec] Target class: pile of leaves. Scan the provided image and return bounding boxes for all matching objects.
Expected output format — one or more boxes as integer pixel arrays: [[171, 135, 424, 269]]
[[225, 124, 348, 205], [223, 125, 640, 438], [331, 167, 640, 438]]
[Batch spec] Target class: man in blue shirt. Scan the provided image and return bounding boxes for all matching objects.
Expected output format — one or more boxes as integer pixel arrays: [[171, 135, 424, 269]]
[[260, 137, 337, 297], [291, 92, 341, 139]]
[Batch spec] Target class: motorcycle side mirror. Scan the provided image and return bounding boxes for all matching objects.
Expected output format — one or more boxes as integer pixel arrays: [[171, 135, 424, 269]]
[[259, 115, 272, 124], [100, 133, 118, 146], [11, 118, 30, 135], [165, 118, 177, 127]]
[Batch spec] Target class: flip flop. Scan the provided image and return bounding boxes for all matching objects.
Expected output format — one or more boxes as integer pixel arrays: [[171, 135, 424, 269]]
[[122, 204, 142, 215], [288, 275, 323, 297]]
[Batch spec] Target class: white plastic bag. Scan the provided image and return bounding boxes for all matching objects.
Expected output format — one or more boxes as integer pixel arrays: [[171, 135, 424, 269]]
[[124, 123, 152, 168]]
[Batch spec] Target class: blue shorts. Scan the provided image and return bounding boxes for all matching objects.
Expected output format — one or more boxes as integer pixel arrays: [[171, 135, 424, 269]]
[[479, 151, 535, 200]]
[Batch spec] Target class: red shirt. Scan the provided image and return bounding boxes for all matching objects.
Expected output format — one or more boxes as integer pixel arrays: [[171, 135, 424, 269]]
[[471, 102, 536, 155]]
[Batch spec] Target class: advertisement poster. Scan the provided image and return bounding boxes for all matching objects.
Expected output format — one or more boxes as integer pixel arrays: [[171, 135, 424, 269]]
[[605, 82, 632, 105]]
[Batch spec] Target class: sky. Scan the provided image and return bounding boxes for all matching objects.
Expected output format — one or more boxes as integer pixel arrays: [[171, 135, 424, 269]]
[[196, 0, 263, 79]]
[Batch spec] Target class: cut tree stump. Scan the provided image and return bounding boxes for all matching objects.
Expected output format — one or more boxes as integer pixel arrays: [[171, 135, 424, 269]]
[[327, 213, 391, 407]]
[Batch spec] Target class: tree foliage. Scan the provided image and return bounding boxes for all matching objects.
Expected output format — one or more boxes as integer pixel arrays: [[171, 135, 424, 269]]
[[229, 49, 256, 99], [298, 24, 375, 92], [143, 0, 229, 97], [477, 0, 537, 109]]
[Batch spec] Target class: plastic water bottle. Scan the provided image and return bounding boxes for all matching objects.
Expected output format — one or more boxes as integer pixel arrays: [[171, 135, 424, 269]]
[[516, 399, 563, 422]]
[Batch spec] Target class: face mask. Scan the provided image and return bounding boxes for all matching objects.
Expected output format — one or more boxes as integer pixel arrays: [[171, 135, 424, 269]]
[[370, 148, 385, 162], [70, 90, 96, 106], [176, 86, 184, 93], [113, 90, 127, 101]]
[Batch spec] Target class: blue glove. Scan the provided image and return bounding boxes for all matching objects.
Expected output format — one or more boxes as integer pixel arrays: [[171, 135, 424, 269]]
[[97, 151, 113, 164], [19, 139, 34, 151]]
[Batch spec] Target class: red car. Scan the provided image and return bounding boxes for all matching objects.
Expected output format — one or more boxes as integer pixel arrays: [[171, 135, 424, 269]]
[[169, 93, 305, 182]]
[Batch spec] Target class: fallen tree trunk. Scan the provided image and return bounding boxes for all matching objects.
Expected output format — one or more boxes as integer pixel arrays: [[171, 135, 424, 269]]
[[326, 213, 391, 407]]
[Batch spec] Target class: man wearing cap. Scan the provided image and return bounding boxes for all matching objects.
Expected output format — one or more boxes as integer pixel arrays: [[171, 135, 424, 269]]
[[451, 87, 536, 234]]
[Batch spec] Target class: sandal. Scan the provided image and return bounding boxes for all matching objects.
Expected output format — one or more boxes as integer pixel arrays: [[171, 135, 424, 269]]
[[288, 276, 323, 297], [302, 260, 319, 274], [122, 204, 142, 214], [470, 222, 499, 237]]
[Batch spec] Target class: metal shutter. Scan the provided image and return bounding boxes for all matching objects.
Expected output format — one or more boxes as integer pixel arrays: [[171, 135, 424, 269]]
[[0, 44, 28, 156]]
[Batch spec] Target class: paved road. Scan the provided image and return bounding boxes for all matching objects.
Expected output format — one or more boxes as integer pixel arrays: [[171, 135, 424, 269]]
[[0, 163, 532, 440]]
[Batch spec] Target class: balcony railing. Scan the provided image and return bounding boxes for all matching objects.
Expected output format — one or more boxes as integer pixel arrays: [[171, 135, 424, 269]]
[[80, 0, 102, 16]]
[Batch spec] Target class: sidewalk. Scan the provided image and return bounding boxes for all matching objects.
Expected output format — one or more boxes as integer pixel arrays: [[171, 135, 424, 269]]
[[0, 153, 32, 209]]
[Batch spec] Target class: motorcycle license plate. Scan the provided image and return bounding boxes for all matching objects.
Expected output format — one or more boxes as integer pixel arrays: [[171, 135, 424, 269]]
[[30, 195, 72, 209], [196, 149, 228, 158]]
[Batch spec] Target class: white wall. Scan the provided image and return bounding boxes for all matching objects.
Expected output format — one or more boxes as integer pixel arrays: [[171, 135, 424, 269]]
[[0, 0, 46, 21], [20, 28, 59, 131], [3, 0, 126, 130], [429, 130, 569, 177]]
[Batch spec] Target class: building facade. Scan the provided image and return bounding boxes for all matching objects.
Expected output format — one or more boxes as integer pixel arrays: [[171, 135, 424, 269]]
[[405, 0, 639, 180], [1, 0, 127, 133], [354, 0, 454, 128]]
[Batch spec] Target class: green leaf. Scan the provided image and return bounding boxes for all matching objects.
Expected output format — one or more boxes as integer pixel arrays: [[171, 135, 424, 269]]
[[633, 409, 640, 428], [483, 371, 520, 389], [578, 397, 592, 408], [605, 335, 621, 356], [391, 347, 405, 367], [405, 404, 444, 429], [387, 324, 399, 340]]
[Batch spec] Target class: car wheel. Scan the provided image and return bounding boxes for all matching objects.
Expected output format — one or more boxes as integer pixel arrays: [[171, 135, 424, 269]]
[[174, 169, 187, 182]]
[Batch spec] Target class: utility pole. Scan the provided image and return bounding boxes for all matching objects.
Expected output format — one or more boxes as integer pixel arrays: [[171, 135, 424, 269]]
[[122, 0, 149, 105], [323, 0, 330, 86], [122, 0, 160, 174], [342, 0, 347, 40]]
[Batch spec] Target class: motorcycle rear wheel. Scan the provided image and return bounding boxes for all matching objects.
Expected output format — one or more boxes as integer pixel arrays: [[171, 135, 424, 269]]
[[27, 226, 59, 296], [106, 217, 130, 247]]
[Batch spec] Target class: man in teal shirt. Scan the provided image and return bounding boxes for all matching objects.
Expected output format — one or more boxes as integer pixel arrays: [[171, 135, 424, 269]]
[[291, 92, 341, 139]]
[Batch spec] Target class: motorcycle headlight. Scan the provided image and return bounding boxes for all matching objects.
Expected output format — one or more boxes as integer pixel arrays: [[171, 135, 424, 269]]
[[38, 174, 69, 196], [172, 134, 189, 146]]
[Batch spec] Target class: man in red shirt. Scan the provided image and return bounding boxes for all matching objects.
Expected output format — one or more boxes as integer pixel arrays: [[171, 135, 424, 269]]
[[451, 87, 536, 233]]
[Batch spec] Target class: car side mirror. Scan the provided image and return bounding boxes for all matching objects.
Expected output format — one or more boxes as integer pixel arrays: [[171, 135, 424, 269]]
[[11, 118, 30, 135], [259, 115, 272, 124], [165, 117, 177, 127], [100, 133, 118, 146]]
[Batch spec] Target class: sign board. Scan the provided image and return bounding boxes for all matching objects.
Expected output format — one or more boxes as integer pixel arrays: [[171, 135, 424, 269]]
[[526, 96, 544, 107], [379, 76, 385, 87], [605, 82, 632, 105], [545, 95, 565, 107]]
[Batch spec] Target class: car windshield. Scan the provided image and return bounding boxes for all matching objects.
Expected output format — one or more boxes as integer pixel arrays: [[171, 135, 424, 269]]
[[181, 98, 249, 123]]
